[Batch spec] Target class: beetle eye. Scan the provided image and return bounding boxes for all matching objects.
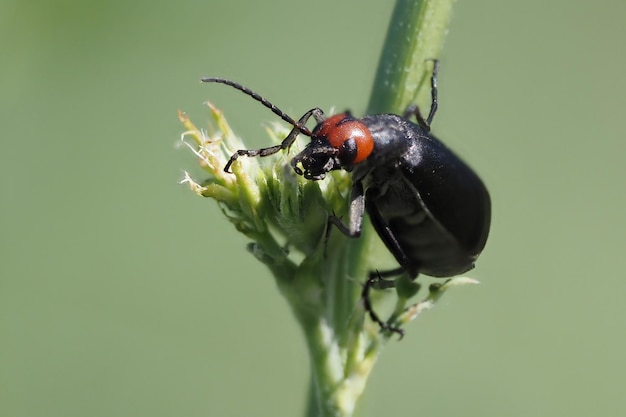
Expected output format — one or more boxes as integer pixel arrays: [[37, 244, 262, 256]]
[[339, 138, 357, 166]]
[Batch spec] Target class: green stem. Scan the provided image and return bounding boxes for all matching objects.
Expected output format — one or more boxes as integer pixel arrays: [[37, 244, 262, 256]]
[[299, 1, 457, 416], [367, 0, 456, 115]]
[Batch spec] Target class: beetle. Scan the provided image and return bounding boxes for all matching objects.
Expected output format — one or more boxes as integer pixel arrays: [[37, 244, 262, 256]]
[[201, 61, 491, 337]]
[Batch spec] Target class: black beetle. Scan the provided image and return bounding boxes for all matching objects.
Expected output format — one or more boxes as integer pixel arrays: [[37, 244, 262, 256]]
[[201, 61, 491, 336]]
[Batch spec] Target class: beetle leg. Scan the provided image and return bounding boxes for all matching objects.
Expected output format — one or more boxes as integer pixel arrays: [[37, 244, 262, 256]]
[[327, 180, 365, 238], [310, 107, 326, 124], [425, 59, 440, 125], [403, 104, 430, 131], [367, 267, 405, 289], [361, 204, 421, 337], [366, 202, 418, 278], [224, 107, 326, 173], [329, 184, 415, 338], [403, 59, 440, 130], [362, 272, 405, 339]]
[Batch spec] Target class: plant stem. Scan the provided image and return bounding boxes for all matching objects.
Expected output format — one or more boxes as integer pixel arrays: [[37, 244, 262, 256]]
[[301, 1, 457, 415], [368, 0, 457, 115]]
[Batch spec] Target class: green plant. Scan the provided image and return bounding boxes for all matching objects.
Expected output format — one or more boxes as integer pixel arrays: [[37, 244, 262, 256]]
[[180, 1, 475, 416]]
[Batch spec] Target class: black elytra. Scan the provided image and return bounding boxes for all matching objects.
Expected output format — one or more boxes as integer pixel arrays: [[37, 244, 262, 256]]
[[201, 61, 491, 338]]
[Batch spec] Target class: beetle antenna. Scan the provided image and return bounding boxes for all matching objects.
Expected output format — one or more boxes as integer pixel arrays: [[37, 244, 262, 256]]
[[201, 77, 311, 136]]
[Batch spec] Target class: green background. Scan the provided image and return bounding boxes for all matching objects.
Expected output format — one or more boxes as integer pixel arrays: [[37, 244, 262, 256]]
[[2, 0, 626, 416]]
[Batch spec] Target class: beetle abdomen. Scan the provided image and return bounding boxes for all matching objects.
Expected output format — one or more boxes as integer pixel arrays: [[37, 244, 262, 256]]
[[360, 126, 491, 279], [400, 134, 491, 259], [366, 174, 478, 278]]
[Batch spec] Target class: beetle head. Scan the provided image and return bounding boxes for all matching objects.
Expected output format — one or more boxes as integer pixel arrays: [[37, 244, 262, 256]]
[[291, 114, 375, 180], [291, 138, 341, 180]]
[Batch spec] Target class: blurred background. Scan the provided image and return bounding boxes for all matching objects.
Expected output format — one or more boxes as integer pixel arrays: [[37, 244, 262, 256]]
[[2, 0, 626, 416]]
